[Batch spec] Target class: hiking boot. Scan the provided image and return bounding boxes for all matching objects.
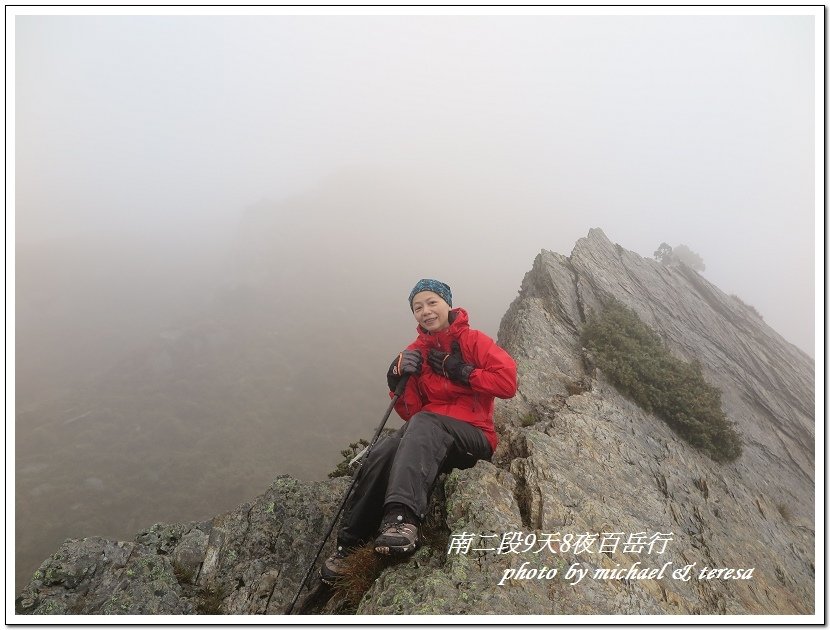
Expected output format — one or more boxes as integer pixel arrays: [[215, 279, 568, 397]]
[[373, 515, 419, 556], [320, 546, 350, 584]]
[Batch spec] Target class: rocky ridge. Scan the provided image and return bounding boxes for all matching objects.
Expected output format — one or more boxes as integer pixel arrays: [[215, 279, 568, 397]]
[[16, 228, 815, 616]]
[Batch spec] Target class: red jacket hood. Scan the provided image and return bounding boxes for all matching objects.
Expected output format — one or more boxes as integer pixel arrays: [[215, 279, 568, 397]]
[[414, 307, 469, 347]]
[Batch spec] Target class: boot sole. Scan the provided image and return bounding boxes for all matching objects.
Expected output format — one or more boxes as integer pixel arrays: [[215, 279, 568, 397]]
[[374, 541, 418, 556], [320, 569, 345, 585]]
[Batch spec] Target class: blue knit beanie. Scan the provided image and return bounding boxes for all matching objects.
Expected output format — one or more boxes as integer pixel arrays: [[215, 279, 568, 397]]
[[409, 279, 452, 311]]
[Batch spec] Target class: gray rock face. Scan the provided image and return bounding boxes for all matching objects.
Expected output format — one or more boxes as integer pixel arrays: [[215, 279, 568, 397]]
[[490, 229, 814, 614], [16, 229, 814, 616], [16, 476, 350, 615]]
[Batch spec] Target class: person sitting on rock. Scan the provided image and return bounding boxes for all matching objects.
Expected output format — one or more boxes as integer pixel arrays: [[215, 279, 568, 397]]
[[321, 278, 518, 583]]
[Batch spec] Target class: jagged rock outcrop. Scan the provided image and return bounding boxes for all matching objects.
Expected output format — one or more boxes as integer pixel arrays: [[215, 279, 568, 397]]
[[16, 229, 815, 616], [16, 476, 351, 614]]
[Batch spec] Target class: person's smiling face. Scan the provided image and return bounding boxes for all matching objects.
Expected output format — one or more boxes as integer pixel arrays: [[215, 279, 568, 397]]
[[412, 290, 451, 332]]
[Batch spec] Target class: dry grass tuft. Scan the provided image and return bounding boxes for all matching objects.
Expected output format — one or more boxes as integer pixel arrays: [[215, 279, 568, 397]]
[[195, 581, 227, 614], [321, 478, 451, 614], [323, 544, 391, 613]]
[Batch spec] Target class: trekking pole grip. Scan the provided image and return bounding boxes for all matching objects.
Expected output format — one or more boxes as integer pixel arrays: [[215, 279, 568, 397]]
[[393, 371, 411, 398]]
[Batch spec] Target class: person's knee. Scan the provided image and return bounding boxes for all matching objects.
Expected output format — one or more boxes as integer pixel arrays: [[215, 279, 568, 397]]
[[405, 412, 440, 435], [399, 413, 454, 456], [364, 434, 401, 466]]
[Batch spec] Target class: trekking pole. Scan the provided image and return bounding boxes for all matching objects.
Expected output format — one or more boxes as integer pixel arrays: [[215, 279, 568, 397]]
[[282, 374, 411, 615]]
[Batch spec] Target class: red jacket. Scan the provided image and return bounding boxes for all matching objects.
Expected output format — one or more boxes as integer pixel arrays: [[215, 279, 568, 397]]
[[389, 307, 517, 452]]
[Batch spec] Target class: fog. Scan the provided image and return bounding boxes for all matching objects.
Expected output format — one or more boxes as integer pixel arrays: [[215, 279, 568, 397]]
[[12, 11, 818, 593]]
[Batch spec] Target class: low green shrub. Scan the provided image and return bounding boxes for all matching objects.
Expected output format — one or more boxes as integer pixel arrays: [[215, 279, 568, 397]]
[[328, 429, 398, 478], [328, 439, 370, 479], [580, 298, 742, 462], [731, 293, 764, 319], [520, 412, 539, 427]]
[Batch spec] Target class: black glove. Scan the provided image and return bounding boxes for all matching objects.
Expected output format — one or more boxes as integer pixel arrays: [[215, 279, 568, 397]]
[[428, 341, 474, 386], [387, 349, 423, 391]]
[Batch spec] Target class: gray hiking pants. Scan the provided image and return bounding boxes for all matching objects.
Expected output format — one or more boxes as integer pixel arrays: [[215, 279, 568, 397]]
[[337, 411, 493, 548]]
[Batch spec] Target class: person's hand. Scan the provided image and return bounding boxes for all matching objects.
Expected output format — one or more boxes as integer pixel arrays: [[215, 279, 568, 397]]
[[428, 341, 474, 386], [387, 350, 423, 391]]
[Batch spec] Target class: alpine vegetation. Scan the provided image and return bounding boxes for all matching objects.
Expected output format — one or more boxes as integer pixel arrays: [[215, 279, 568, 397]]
[[328, 440, 371, 479], [580, 298, 742, 463]]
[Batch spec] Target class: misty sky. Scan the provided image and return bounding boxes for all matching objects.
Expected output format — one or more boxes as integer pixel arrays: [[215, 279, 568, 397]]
[[13, 10, 818, 355]]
